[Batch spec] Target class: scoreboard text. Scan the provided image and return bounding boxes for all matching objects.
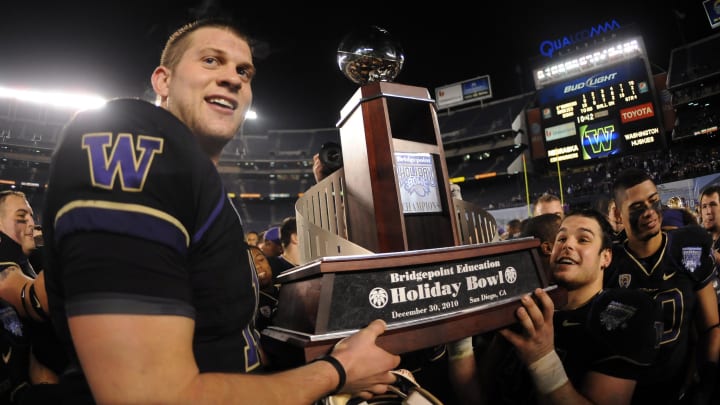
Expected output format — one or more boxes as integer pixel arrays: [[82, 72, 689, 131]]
[[537, 57, 663, 166]]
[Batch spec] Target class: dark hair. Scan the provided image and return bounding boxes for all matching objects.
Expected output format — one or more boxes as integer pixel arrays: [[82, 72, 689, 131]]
[[520, 213, 561, 243], [280, 216, 297, 247], [612, 168, 652, 202], [594, 196, 614, 215], [680, 208, 698, 226], [700, 185, 720, 201], [564, 209, 614, 251], [160, 18, 252, 70]]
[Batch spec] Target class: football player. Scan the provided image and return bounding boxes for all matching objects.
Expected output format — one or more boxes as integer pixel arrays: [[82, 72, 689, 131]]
[[41, 18, 400, 404], [606, 168, 720, 404]]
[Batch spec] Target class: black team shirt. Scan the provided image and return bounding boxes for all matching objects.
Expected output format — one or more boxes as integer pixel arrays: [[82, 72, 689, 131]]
[[604, 226, 715, 402], [43, 99, 262, 402]]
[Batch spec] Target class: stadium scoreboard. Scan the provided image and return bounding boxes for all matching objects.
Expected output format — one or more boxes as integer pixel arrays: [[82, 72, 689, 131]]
[[536, 56, 664, 166]]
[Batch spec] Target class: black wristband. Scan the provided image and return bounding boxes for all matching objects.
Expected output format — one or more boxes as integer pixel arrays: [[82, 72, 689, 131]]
[[28, 283, 49, 321], [312, 354, 346, 396]]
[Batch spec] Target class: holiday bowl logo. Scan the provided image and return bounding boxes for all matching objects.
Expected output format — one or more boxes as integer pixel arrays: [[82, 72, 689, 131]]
[[504, 266, 518, 283], [369, 287, 389, 308]]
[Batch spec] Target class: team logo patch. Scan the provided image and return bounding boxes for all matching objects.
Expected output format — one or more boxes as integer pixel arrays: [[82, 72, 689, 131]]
[[600, 300, 637, 331], [681, 247, 702, 273], [0, 306, 23, 337], [618, 274, 631, 288]]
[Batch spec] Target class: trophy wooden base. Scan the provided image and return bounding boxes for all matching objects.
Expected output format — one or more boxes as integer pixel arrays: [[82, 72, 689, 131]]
[[261, 285, 566, 368], [261, 238, 567, 368]]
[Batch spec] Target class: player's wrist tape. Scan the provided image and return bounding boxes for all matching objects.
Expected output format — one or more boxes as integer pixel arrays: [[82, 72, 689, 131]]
[[527, 350, 568, 395], [312, 354, 346, 395], [447, 337, 474, 360]]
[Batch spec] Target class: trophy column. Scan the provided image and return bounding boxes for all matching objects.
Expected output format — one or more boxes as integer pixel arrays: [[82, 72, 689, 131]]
[[337, 81, 459, 253]]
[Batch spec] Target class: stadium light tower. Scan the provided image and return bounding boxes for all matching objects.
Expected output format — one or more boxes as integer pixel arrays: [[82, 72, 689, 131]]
[[0, 84, 259, 119], [0, 85, 107, 110]]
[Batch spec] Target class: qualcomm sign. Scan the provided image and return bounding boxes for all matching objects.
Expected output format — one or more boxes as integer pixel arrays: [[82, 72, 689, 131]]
[[539, 20, 621, 58]]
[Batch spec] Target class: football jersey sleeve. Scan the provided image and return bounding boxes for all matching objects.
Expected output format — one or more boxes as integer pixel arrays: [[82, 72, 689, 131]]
[[44, 99, 219, 317], [586, 289, 662, 379], [669, 226, 716, 288]]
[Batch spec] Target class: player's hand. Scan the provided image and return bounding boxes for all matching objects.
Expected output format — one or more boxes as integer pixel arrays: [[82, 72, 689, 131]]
[[330, 319, 401, 397], [498, 288, 555, 365], [312, 153, 326, 183]]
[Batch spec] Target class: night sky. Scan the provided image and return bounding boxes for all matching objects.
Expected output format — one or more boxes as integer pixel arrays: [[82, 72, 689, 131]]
[[0, 1, 713, 130]]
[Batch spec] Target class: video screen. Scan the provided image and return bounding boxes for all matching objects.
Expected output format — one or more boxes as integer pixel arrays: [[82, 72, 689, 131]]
[[537, 57, 664, 166]]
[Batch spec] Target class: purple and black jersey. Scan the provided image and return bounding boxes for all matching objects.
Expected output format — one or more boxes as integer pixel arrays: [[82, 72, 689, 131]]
[[553, 289, 661, 383], [485, 288, 660, 405], [604, 226, 715, 401], [43, 99, 261, 401]]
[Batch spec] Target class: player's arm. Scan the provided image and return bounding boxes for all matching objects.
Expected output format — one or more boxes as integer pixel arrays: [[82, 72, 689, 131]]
[[312, 153, 326, 183], [446, 337, 483, 405], [70, 314, 400, 404], [539, 372, 636, 405], [0, 266, 48, 322], [498, 289, 636, 405]]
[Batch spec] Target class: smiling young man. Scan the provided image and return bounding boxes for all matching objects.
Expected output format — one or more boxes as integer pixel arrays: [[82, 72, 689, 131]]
[[605, 168, 720, 404], [494, 209, 661, 405], [0, 193, 52, 326], [41, 19, 399, 404], [0, 191, 62, 403], [450, 209, 661, 405], [700, 185, 720, 328]]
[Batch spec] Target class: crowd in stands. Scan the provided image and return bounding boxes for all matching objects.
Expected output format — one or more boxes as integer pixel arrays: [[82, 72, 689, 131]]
[[461, 142, 720, 211]]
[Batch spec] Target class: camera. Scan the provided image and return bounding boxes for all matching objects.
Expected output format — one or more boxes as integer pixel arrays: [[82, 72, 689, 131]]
[[318, 142, 343, 176]]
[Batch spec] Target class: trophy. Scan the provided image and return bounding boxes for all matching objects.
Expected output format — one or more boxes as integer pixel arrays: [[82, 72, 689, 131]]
[[261, 27, 564, 367], [337, 25, 405, 85]]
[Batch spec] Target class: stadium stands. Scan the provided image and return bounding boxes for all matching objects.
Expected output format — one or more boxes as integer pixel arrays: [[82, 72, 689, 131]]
[[2, 42, 720, 231]]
